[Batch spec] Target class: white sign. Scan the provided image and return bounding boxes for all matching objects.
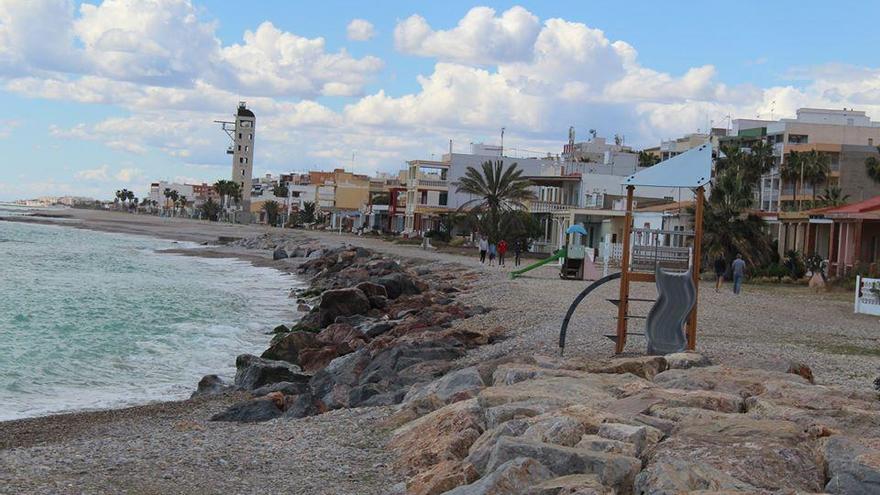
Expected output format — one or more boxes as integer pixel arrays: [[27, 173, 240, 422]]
[[854, 276, 880, 316]]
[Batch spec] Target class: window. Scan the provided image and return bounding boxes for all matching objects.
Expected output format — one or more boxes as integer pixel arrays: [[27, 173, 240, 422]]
[[239, 157, 243, 163], [248, 134, 253, 140], [870, 138, 874, 146], [238, 145, 241, 151], [788, 134, 808, 144], [238, 133, 242, 139], [239, 120, 251, 128], [241, 170, 245, 177], [245, 145, 249, 152], [439, 192, 448, 206], [420, 191, 428, 204], [243, 158, 248, 164]]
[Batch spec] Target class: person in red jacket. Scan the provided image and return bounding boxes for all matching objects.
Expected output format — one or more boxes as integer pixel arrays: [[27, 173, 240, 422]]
[[497, 239, 508, 266]]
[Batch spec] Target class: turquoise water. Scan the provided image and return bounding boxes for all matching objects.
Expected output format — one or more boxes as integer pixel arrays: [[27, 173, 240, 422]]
[[0, 211, 300, 420]]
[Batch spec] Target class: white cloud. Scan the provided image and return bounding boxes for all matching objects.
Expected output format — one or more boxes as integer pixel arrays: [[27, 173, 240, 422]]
[[74, 164, 109, 181], [394, 7, 540, 64], [114, 167, 142, 181], [347, 19, 375, 41]]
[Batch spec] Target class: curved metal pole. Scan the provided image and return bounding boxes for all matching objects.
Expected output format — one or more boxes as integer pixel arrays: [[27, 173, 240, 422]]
[[558, 272, 622, 356]]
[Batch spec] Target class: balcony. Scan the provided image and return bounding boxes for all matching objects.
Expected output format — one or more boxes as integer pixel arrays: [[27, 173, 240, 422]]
[[414, 179, 448, 188], [529, 200, 574, 213]]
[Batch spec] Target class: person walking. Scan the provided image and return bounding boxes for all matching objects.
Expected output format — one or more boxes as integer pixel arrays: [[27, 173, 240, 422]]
[[478, 236, 488, 264], [497, 239, 508, 266], [513, 239, 522, 267], [731, 253, 746, 295], [713, 254, 726, 293], [488, 242, 497, 266]]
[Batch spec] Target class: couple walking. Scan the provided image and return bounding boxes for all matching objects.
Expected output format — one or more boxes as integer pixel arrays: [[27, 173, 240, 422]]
[[478, 237, 520, 266]]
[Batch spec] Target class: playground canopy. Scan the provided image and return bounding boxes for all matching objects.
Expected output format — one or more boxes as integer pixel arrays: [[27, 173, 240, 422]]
[[622, 142, 712, 188]]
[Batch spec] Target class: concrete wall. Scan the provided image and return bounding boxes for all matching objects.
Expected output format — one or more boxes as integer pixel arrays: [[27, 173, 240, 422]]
[[838, 145, 880, 202]]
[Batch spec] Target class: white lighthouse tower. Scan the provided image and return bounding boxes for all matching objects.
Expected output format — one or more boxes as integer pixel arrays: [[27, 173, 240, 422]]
[[227, 101, 255, 223]]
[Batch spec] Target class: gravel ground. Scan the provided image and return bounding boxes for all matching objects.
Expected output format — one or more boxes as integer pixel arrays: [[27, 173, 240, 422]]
[[0, 393, 397, 495], [2, 209, 878, 494]]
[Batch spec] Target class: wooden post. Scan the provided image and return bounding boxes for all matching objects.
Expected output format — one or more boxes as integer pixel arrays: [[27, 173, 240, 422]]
[[686, 186, 705, 350], [829, 221, 837, 276], [615, 185, 635, 354], [854, 219, 864, 268]]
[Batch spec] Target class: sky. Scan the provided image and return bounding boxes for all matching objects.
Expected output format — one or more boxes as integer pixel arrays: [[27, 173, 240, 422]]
[[1, 0, 880, 201]]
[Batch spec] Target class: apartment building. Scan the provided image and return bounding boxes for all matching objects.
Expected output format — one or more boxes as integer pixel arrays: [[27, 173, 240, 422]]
[[731, 108, 880, 212]]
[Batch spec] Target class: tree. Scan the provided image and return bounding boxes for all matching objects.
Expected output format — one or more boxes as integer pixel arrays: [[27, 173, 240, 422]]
[[638, 150, 660, 167], [177, 195, 188, 216], [199, 197, 221, 221], [697, 166, 774, 269], [865, 146, 880, 184], [272, 182, 289, 226], [299, 201, 317, 224], [779, 151, 802, 211], [263, 200, 281, 226], [801, 150, 830, 204], [455, 160, 536, 243], [817, 186, 849, 207]]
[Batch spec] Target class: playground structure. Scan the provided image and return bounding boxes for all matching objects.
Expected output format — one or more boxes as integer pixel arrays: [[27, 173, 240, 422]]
[[559, 143, 710, 355], [510, 224, 601, 281]]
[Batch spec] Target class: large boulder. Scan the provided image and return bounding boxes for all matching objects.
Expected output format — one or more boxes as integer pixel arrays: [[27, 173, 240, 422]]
[[821, 435, 880, 494], [444, 457, 553, 495], [376, 272, 421, 299], [190, 374, 232, 398], [251, 380, 311, 397], [638, 415, 823, 492], [663, 352, 711, 370], [390, 398, 487, 476], [210, 392, 285, 423], [405, 460, 479, 495], [484, 437, 641, 492], [234, 354, 309, 390], [260, 331, 319, 364], [653, 365, 809, 398], [272, 247, 288, 260], [355, 281, 388, 298], [318, 288, 371, 326], [317, 322, 367, 349], [633, 458, 759, 494], [527, 474, 614, 495], [308, 349, 372, 410], [402, 366, 486, 416]]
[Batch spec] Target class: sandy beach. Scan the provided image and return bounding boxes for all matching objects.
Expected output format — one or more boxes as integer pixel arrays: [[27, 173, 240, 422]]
[[1, 209, 879, 494]]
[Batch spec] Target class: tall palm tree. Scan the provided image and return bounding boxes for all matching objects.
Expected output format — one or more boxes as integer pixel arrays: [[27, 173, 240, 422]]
[[779, 151, 802, 211], [456, 160, 535, 242], [299, 201, 317, 224], [747, 141, 776, 185], [801, 150, 830, 205], [638, 150, 660, 167], [817, 186, 849, 207], [177, 195, 188, 216]]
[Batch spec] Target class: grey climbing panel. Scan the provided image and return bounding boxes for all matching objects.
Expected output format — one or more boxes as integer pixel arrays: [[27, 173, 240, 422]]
[[645, 267, 696, 355]]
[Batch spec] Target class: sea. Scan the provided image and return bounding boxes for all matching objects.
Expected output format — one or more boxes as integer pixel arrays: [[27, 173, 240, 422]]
[[0, 204, 301, 420]]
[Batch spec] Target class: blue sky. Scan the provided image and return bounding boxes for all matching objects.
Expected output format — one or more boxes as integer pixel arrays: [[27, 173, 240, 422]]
[[1, 0, 879, 201]]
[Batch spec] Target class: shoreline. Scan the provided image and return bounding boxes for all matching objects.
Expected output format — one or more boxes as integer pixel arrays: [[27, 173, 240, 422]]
[[0, 214, 311, 424]]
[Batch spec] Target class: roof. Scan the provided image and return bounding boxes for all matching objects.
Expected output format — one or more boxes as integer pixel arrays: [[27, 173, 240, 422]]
[[623, 143, 712, 188], [824, 196, 880, 218]]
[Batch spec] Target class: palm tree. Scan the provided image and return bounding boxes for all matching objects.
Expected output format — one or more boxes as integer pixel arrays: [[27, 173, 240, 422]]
[[638, 151, 660, 167], [456, 160, 536, 242], [865, 146, 880, 184], [801, 150, 830, 205], [817, 186, 849, 207], [779, 151, 802, 211], [177, 195, 188, 217], [263, 200, 281, 226], [299, 201, 317, 224], [746, 141, 775, 185]]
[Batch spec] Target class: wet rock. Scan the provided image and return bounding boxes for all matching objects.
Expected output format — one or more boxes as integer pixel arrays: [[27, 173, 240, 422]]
[[261, 331, 319, 364], [444, 457, 553, 495], [191, 374, 232, 398], [272, 247, 288, 260], [271, 324, 289, 334], [234, 354, 307, 390], [210, 393, 285, 423]]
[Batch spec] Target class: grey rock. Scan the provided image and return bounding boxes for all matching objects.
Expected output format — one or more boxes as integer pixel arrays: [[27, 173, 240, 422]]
[[354, 281, 388, 298], [485, 437, 641, 491], [444, 457, 553, 495], [234, 354, 307, 390], [466, 419, 531, 474], [318, 288, 371, 326], [210, 396, 283, 423], [252, 380, 311, 397], [191, 374, 232, 398], [633, 458, 757, 494], [822, 436, 880, 494], [663, 352, 711, 370], [574, 435, 637, 458], [375, 272, 420, 299], [272, 247, 288, 260], [402, 366, 486, 415]]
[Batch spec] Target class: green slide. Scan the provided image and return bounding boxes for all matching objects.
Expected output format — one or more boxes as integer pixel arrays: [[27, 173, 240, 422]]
[[509, 248, 567, 279]]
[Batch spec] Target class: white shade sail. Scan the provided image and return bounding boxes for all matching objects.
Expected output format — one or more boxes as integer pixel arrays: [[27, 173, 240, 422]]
[[622, 142, 712, 188]]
